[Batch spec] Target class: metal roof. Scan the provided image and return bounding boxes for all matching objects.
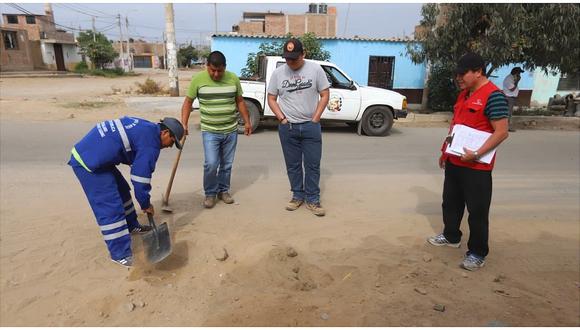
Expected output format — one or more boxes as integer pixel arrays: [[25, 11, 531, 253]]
[[212, 33, 413, 43]]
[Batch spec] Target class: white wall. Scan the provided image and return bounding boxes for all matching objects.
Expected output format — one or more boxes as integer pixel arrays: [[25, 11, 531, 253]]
[[63, 44, 82, 64], [40, 42, 55, 65]]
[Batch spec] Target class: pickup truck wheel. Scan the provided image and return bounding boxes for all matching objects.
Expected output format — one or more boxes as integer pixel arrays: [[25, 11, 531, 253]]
[[361, 106, 394, 136], [238, 100, 261, 134]]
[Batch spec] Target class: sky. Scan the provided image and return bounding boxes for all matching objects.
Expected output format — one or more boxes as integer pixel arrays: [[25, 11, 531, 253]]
[[0, 3, 423, 45]]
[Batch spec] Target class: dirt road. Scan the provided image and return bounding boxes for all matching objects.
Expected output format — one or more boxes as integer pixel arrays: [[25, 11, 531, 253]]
[[1, 74, 579, 326]]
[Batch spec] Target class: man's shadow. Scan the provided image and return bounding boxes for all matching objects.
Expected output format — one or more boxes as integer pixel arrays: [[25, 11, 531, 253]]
[[409, 185, 443, 234]]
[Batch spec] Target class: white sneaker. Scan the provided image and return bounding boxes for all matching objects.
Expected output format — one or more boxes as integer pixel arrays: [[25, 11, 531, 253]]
[[427, 233, 461, 248], [461, 253, 485, 271], [111, 256, 133, 267]]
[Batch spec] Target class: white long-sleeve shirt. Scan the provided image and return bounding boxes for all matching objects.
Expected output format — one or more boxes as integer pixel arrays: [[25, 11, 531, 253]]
[[502, 74, 519, 98]]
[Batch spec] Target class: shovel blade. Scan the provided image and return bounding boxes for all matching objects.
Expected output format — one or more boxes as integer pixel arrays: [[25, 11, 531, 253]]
[[142, 222, 172, 264]]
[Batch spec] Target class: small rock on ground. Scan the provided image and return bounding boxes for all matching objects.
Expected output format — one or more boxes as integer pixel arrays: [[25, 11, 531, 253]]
[[124, 302, 135, 312], [433, 304, 445, 312], [414, 288, 427, 295], [286, 247, 298, 257]]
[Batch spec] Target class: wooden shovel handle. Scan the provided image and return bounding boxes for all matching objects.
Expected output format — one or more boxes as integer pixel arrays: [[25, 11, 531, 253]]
[[163, 135, 186, 204]]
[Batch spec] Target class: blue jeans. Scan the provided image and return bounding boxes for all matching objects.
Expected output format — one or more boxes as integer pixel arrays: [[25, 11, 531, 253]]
[[278, 121, 322, 204], [202, 131, 238, 197]]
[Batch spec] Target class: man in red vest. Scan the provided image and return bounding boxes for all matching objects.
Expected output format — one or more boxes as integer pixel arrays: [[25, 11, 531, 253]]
[[428, 52, 509, 271]]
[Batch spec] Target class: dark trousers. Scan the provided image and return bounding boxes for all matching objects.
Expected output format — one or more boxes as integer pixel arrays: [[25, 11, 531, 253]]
[[278, 121, 322, 204], [442, 161, 492, 258], [507, 96, 517, 128]]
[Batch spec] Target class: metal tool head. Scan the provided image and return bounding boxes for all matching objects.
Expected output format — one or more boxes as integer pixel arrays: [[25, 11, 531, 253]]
[[142, 215, 172, 263]]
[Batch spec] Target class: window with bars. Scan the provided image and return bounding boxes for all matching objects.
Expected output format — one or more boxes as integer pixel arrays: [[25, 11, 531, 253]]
[[3, 31, 19, 50], [6, 15, 18, 24], [25, 15, 36, 24]]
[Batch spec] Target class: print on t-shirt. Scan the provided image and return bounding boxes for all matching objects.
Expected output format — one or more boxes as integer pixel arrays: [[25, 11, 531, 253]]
[[281, 74, 313, 93]]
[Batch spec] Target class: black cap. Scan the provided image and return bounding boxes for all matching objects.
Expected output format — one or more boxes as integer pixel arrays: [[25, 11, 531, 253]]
[[511, 67, 524, 74], [160, 117, 184, 149], [455, 52, 486, 74], [282, 38, 304, 59]]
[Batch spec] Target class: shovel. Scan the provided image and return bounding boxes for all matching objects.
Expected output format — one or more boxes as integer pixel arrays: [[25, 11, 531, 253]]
[[162, 135, 186, 213], [142, 213, 172, 263]]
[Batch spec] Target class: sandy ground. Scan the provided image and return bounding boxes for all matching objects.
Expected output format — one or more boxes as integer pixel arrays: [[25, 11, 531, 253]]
[[0, 73, 579, 326]]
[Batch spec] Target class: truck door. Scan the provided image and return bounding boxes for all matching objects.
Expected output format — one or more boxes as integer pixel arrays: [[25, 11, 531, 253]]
[[320, 65, 362, 121]]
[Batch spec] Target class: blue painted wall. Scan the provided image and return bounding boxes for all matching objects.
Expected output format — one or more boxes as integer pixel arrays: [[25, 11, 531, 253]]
[[212, 36, 535, 92], [488, 64, 534, 90], [212, 36, 426, 89]]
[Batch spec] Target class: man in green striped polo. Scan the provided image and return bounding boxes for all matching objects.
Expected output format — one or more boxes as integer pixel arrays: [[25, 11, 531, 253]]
[[181, 51, 252, 209]]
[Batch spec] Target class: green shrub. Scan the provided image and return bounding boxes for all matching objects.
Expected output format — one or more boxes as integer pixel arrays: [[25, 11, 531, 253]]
[[135, 78, 167, 95], [427, 62, 459, 112], [74, 61, 89, 73]]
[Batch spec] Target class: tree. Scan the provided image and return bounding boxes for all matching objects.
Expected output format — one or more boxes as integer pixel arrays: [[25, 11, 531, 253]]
[[407, 3, 580, 111], [408, 3, 580, 76], [241, 33, 331, 78], [197, 46, 211, 63], [76, 30, 118, 69], [177, 44, 198, 67]]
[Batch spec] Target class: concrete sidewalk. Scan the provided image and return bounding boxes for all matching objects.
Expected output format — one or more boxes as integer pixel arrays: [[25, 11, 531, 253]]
[[0, 71, 83, 78], [123, 96, 580, 130]]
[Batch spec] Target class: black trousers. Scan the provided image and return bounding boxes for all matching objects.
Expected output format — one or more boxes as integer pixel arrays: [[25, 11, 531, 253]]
[[442, 161, 492, 257]]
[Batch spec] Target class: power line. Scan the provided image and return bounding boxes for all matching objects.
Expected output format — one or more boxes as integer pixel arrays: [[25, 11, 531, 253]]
[[7, 3, 84, 32], [64, 3, 116, 18], [130, 22, 214, 33], [53, 4, 113, 20]]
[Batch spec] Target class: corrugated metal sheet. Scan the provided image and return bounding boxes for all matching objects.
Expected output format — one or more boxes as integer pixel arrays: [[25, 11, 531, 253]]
[[212, 33, 413, 43]]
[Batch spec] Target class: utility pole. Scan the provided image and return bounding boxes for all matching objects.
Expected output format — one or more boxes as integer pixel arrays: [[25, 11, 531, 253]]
[[343, 3, 351, 36], [92, 16, 96, 42], [421, 4, 442, 113], [117, 14, 125, 71], [125, 15, 132, 71], [420, 61, 431, 113], [165, 3, 179, 96], [162, 32, 167, 70], [214, 3, 218, 34]]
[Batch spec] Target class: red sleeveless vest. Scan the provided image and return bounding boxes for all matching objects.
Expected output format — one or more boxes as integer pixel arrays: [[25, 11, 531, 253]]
[[443, 81, 500, 171]]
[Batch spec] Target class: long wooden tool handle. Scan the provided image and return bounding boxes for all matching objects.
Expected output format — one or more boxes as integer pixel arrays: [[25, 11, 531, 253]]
[[163, 135, 186, 204]]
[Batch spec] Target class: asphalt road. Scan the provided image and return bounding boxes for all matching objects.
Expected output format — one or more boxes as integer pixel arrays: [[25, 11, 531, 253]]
[[2, 120, 578, 223]]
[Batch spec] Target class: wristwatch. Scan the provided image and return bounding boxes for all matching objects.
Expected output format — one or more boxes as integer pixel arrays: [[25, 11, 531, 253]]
[[473, 151, 479, 159]]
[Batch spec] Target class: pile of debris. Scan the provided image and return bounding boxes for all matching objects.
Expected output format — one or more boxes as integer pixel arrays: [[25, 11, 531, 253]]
[[547, 93, 580, 117]]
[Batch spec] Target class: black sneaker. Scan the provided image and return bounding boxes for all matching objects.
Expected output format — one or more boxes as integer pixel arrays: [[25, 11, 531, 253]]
[[131, 225, 152, 234]]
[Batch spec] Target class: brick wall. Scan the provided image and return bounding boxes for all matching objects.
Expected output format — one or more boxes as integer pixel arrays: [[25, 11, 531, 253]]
[[287, 15, 306, 35], [238, 21, 264, 34], [0, 28, 33, 71], [265, 15, 286, 35]]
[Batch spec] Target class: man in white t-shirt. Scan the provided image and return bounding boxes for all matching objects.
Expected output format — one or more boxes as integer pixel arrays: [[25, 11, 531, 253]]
[[267, 38, 330, 216], [502, 67, 524, 132]]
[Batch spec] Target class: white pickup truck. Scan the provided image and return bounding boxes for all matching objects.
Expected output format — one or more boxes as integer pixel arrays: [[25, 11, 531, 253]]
[[195, 56, 408, 136]]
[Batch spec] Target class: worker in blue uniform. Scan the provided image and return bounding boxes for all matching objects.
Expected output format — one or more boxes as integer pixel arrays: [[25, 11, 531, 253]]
[[68, 117, 184, 267]]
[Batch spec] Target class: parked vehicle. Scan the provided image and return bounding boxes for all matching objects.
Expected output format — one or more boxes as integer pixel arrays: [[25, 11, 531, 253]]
[[194, 56, 408, 136]]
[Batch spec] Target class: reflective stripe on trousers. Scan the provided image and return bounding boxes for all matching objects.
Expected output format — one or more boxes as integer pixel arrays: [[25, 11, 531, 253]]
[[70, 164, 141, 260]]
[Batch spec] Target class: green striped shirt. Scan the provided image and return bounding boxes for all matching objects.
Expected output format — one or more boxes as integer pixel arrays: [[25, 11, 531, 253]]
[[484, 91, 509, 120], [186, 70, 243, 133]]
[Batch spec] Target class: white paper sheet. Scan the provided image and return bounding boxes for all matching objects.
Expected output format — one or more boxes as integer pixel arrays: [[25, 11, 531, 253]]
[[445, 124, 497, 164]]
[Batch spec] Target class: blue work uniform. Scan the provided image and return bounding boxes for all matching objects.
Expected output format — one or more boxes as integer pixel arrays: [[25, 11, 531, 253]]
[[68, 117, 161, 260]]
